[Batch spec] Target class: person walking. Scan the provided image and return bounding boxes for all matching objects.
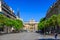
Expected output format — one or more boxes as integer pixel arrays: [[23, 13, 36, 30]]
[[55, 33, 58, 39]]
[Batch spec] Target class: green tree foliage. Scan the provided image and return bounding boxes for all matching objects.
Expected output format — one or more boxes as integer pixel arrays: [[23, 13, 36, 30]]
[[0, 14, 8, 27], [40, 18, 46, 22], [13, 19, 23, 31], [50, 15, 57, 26], [57, 14, 60, 26], [38, 15, 57, 30], [0, 14, 23, 31]]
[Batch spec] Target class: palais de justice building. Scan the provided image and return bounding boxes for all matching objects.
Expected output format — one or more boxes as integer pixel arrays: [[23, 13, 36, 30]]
[[23, 19, 38, 32]]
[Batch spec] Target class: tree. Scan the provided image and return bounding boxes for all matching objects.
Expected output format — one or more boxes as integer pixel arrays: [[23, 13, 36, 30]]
[[38, 22, 44, 30], [38, 15, 57, 34], [13, 19, 23, 31], [0, 14, 23, 32], [56, 14, 60, 33], [40, 18, 46, 22], [0, 14, 7, 27]]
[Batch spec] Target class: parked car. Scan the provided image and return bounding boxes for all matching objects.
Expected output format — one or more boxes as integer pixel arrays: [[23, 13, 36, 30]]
[[35, 30, 43, 34]]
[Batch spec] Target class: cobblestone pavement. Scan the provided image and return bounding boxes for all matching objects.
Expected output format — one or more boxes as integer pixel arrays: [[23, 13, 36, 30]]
[[0, 32, 60, 40]]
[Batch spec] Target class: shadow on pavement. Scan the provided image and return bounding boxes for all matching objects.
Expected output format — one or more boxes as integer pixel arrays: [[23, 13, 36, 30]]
[[0, 32, 21, 36], [38, 39, 60, 40]]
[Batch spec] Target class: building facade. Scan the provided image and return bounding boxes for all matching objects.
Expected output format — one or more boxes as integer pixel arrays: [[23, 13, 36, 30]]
[[45, 0, 60, 34], [0, 0, 17, 33], [23, 19, 38, 32], [46, 0, 60, 19], [0, 0, 16, 19]]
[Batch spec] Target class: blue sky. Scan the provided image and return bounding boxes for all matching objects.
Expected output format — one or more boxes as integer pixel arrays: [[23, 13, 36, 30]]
[[4, 0, 56, 22]]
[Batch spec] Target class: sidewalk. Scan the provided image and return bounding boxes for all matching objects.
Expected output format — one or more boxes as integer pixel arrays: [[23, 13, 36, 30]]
[[40, 34, 60, 39]]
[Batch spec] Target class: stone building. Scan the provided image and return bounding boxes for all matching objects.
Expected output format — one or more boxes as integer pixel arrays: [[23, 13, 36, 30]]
[[46, 0, 60, 19], [23, 19, 38, 32]]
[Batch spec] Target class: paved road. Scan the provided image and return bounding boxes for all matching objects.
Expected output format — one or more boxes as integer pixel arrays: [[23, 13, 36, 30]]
[[0, 32, 40, 40], [0, 32, 60, 40]]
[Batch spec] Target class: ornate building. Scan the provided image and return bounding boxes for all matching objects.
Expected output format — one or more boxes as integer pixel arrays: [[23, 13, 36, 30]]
[[46, 0, 60, 19], [23, 19, 38, 32]]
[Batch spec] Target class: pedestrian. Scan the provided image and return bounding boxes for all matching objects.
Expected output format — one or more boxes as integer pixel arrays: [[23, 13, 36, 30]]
[[55, 33, 58, 39]]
